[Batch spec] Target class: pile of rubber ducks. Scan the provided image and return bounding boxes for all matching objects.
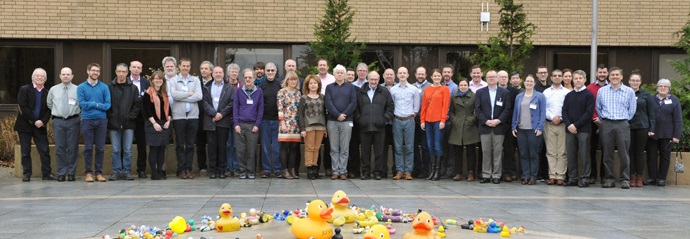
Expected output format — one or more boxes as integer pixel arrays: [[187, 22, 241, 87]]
[[100, 224, 176, 239], [455, 217, 525, 237]]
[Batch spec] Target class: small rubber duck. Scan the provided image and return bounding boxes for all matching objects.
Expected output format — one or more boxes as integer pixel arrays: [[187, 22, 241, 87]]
[[364, 224, 391, 239], [215, 203, 241, 232], [403, 211, 440, 239], [291, 199, 334, 239], [333, 216, 346, 227], [487, 221, 501, 233], [168, 216, 187, 234], [500, 225, 511, 237], [355, 210, 379, 228], [328, 190, 356, 223], [437, 226, 446, 238]]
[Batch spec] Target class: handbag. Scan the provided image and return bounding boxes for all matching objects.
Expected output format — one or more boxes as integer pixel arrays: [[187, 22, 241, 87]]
[[675, 149, 685, 173]]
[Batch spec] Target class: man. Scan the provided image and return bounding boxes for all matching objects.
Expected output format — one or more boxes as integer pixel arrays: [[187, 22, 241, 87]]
[[15, 68, 56, 182], [380, 68, 397, 178], [440, 65, 459, 178], [562, 70, 595, 187], [534, 66, 551, 93], [169, 57, 203, 179], [162, 57, 178, 105], [475, 70, 512, 184], [318, 58, 336, 176], [498, 70, 520, 182], [542, 69, 571, 185], [234, 69, 264, 179], [325, 64, 357, 179], [587, 64, 608, 183], [356, 71, 394, 180], [510, 72, 522, 89], [595, 67, 636, 189], [347, 62, 368, 178], [412, 66, 431, 178], [353, 62, 368, 88], [128, 60, 150, 178], [469, 65, 488, 93], [202, 66, 234, 179], [107, 63, 141, 181], [253, 62, 266, 86], [259, 62, 282, 178], [196, 61, 214, 176], [390, 67, 420, 180], [346, 68, 356, 83], [78, 63, 111, 182], [225, 63, 242, 176], [47, 67, 81, 182]]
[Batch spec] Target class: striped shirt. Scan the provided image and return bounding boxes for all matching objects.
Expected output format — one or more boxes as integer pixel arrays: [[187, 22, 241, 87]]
[[595, 84, 636, 121]]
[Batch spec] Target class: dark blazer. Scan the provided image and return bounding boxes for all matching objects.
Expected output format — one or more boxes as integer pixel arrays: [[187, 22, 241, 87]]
[[128, 76, 150, 120], [354, 85, 393, 132], [651, 94, 682, 140], [14, 84, 51, 133], [202, 80, 234, 130], [107, 78, 141, 130], [474, 86, 513, 135]]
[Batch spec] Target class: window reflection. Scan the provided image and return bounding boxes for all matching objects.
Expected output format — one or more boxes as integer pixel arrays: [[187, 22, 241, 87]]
[[225, 48, 284, 77], [446, 50, 473, 82], [403, 46, 438, 84], [0, 47, 54, 103], [111, 47, 170, 78]]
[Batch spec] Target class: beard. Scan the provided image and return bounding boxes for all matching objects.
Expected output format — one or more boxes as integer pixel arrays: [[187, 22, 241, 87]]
[[165, 69, 176, 78]]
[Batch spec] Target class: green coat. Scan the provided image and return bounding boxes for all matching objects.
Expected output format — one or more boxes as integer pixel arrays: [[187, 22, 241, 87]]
[[449, 90, 480, 145]]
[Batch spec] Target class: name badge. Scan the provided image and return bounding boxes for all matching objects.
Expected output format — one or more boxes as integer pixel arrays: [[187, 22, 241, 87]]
[[348, 122, 354, 127], [529, 103, 537, 109], [68, 99, 76, 105], [213, 97, 220, 102], [635, 96, 638, 101], [140, 91, 145, 96], [496, 101, 503, 107], [664, 99, 672, 104], [247, 99, 254, 105], [181, 86, 188, 91]]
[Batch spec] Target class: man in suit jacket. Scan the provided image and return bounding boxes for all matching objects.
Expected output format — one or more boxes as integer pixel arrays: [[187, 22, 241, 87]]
[[202, 66, 234, 179], [14, 68, 56, 182], [128, 61, 151, 178], [475, 70, 513, 184]]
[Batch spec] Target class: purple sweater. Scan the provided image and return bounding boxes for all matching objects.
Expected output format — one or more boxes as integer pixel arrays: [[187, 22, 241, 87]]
[[233, 86, 264, 127]]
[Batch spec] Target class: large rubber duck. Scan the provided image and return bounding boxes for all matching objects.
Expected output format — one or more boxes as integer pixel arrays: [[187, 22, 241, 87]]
[[291, 199, 334, 239], [215, 203, 241, 232], [364, 224, 391, 239], [403, 212, 440, 239], [327, 190, 356, 223]]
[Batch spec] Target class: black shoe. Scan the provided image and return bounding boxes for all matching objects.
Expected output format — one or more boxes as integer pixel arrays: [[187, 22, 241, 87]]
[[138, 171, 147, 178], [657, 179, 666, 187], [480, 178, 491, 184], [219, 172, 227, 179], [42, 173, 57, 180], [564, 181, 578, 187], [160, 170, 167, 179], [492, 178, 501, 184], [643, 179, 657, 185], [57, 175, 66, 182], [109, 173, 120, 181], [374, 173, 382, 180], [123, 172, 135, 181], [361, 175, 370, 180], [210, 173, 217, 179], [578, 180, 590, 188], [22, 175, 30, 182], [602, 182, 615, 188], [67, 175, 75, 181]]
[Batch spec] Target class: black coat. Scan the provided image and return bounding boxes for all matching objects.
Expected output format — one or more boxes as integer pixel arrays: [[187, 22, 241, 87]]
[[354, 85, 393, 132], [128, 76, 150, 119], [14, 84, 51, 133], [107, 79, 141, 130], [475, 86, 513, 135], [202, 81, 234, 130]]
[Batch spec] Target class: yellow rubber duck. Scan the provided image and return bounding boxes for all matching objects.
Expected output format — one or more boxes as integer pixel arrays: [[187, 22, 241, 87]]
[[437, 225, 446, 238], [328, 190, 356, 223], [403, 212, 440, 239], [291, 199, 334, 239], [355, 210, 379, 227], [215, 203, 241, 232], [364, 224, 391, 239], [332, 216, 346, 227]]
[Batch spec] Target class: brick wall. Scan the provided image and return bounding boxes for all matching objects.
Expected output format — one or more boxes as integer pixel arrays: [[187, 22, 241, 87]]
[[0, 0, 687, 46]]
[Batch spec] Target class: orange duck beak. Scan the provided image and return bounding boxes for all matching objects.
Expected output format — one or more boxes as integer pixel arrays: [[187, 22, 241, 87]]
[[222, 209, 232, 215], [336, 197, 350, 206], [320, 207, 334, 220], [413, 220, 432, 232]]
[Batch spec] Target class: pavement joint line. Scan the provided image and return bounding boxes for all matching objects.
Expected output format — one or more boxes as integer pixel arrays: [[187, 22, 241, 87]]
[[2, 194, 690, 202]]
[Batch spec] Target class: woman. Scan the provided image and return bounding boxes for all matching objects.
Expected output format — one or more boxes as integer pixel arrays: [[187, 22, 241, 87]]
[[511, 75, 546, 185], [299, 75, 327, 180], [277, 72, 302, 179], [420, 69, 450, 181], [627, 71, 656, 187], [562, 69, 573, 91], [645, 79, 682, 187], [141, 71, 172, 180], [449, 79, 479, 181]]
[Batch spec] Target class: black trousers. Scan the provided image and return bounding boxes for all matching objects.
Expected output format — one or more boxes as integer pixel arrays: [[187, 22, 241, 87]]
[[173, 119, 198, 172], [629, 128, 649, 175], [281, 142, 299, 170], [206, 127, 229, 174], [19, 128, 51, 176], [413, 119, 430, 175], [347, 122, 361, 177], [452, 143, 477, 176], [318, 135, 332, 172], [502, 129, 518, 176], [590, 122, 604, 179], [382, 124, 393, 176], [360, 131, 385, 176], [441, 122, 454, 176], [646, 138, 673, 181], [196, 120, 208, 171], [134, 117, 147, 173], [148, 145, 166, 177]]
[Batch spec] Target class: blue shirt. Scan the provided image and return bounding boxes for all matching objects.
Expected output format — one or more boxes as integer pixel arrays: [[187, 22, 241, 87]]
[[488, 86, 497, 118], [390, 83, 420, 117], [211, 81, 224, 110], [367, 86, 376, 102], [595, 84, 636, 120], [77, 80, 111, 120], [444, 80, 458, 97]]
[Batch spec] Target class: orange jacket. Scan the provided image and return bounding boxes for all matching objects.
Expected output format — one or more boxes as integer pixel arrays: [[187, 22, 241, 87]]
[[420, 85, 450, 123]]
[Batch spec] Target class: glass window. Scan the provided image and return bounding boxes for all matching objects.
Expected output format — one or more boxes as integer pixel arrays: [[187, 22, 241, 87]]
[[291, 45, 314, 76], [445, 50, 473, 81], [225, 48, 284, 77], [111, 47, 170, 79], [0, 46, 55, 104], [658, 54, 684, 82], [402, 46, 438, 70], [361, 49, 394, 83], [553, 52, 607, 78]]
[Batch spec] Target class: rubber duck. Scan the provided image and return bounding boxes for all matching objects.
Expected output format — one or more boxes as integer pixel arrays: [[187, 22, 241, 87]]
[[487, 221, 501, 233], [364, 224, 391, 239], [168, 216, 186, 234], [500, 225, 511, 237], [437, 226, 446, 238], [215, 203, 241, 232], [328, 190, 356, 223], [247, 208, 260, 225], [291, 199, 334, 239], [403, 211, 440, 239], [333, 216, 346, 227], [356, 210, 379, 228]]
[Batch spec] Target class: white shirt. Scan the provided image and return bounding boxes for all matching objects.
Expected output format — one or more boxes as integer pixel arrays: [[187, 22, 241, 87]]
[[543, 84, 571, 121], [319, 73, 336, 95]]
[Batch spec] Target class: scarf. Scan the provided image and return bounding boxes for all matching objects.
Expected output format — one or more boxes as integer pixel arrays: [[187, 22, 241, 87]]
[[457, 90, 469, 97], [146, 86, 169, 121]]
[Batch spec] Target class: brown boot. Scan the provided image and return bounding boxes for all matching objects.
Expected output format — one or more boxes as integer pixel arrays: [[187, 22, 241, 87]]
[[453, 174, 463, 181], [393, 172, 403, 180], [405, 173, 413, 180], [282, 169, 293, 179], [467, 171, 475, 182], [636, 175, 644, 187], [290, 168, 299, 179]]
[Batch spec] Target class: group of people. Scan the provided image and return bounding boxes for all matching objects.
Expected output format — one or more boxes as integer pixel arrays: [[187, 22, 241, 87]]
[[16, 58, 682, 188]]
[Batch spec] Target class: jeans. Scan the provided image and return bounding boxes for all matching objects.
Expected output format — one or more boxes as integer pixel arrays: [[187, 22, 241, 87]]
[[566, 132, 591, 182], [173, 119, 198, 172], [393, 118, 415, 173], [226, 127, 238, 173], [424, 121, 443, 156], [260, 120, 281, 173], [53, 117, 80, 176], [81, 118, 107, 175], [109, 129, 134, 174], [517, 129, 542, 180], [327, 120, 352, 175]]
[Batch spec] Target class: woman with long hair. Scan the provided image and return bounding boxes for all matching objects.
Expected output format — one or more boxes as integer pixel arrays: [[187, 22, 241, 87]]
[[298, 75, 327, 180], [420, 69, 450, 181], [141, 71, 172, 180], [511, 75, 546, 185], [277, 72, 302, 179]]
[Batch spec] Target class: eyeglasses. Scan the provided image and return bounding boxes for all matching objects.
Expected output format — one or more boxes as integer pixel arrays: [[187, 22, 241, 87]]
[[537, 72, 548, 74], [90, 69, 101, 72], [266, 69, 276, 72], [552, 75, 562, 77]]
